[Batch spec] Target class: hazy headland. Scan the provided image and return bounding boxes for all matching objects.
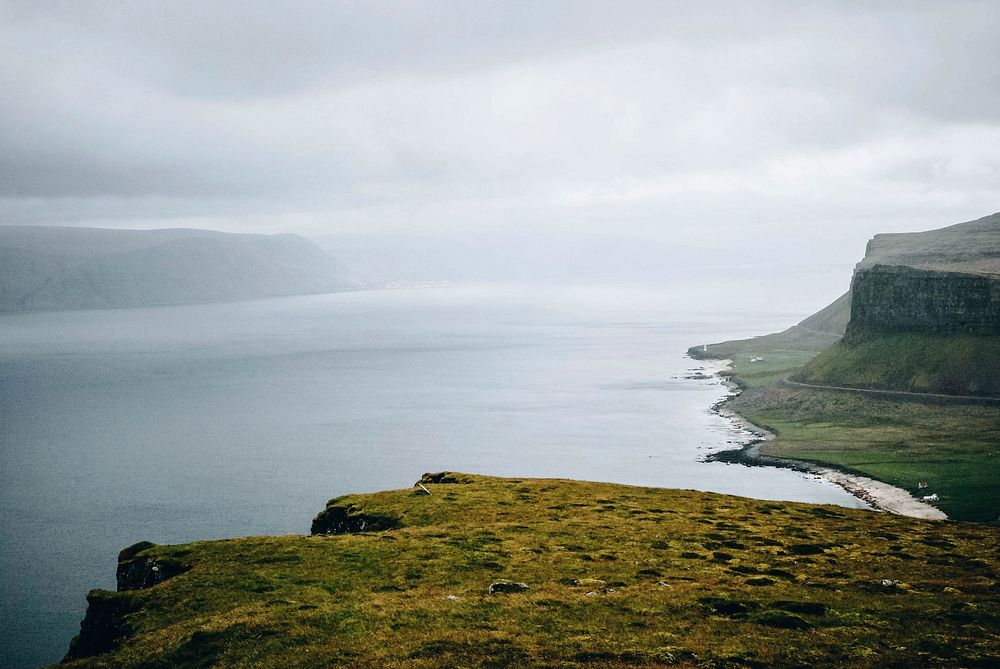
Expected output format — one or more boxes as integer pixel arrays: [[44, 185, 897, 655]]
[[0, 226, 352, 312]]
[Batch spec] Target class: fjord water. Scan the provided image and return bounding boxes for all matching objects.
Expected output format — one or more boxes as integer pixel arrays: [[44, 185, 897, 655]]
[[1, 279, 862, 668]]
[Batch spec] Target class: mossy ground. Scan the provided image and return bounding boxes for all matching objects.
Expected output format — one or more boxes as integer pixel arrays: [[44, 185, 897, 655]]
[[58, 475, 999, 669]]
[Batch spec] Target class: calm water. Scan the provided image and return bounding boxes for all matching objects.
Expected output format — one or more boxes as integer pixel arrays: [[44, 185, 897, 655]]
[[1, 281, 863, 668]]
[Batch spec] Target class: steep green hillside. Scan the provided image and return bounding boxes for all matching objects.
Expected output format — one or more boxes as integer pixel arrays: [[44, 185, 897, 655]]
[[58, 474, 1000, 669], [797, 334, 1000, 397], [0, 226, 352, 312]]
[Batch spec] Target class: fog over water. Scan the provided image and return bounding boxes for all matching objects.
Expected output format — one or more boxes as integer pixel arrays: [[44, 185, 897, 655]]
[[1, 273, 864, 668]]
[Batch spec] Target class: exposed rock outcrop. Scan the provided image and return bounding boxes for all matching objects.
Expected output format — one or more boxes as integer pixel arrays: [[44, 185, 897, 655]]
[[846, 264, 1000, 339], [797, 215, 1000, 396], [63, 541, 190, 662], [419, 471, 474, 485], [845, 211, 1000, 339], [62, 590, 143, 662], [310, 500, 403, 535], [693, 212, 1000, 396], [116, 541, 191, 591]]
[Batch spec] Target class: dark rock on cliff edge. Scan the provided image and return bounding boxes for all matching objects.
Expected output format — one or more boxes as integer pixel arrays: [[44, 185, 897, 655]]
[[116, 541, 191, 591], [799, 214, 1000, 396], [844, 211, 999, 339], [64, 541, 190, 662], [419, 471, 474, 485], [310, 501, 403, 535], [63, 590, 143, 662]]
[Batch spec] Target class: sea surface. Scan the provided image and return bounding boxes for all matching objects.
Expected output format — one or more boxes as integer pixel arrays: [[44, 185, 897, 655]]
[[0, 278, 863, 668]]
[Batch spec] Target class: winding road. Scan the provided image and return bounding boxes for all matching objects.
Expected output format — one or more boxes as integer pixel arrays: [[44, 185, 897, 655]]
[[781, 378, 1000, 404]]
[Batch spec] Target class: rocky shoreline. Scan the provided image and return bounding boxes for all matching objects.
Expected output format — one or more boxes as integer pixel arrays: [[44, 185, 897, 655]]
[[701, 359, 947, 521]]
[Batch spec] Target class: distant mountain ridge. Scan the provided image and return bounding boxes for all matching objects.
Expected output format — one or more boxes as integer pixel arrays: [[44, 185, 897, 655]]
[[0, 226, 352, 312]]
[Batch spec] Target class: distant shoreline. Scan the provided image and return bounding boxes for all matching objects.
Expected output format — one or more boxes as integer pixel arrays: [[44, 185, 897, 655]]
[[701, 359, 947, 520]]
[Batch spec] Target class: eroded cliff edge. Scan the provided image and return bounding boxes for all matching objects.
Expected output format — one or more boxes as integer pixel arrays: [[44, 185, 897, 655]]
[[56, 474, 1000, 668]]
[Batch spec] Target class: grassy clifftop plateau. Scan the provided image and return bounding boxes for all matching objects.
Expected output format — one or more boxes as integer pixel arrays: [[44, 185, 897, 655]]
[[856, 211, 1000, 277], [59, 474, 999, 669]]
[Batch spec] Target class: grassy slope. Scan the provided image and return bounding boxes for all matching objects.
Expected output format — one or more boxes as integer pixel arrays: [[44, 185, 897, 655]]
[[58, 475, 1000, 669], [731, 386, 1000, 523], [798, 334, 1000, 397], [725, 350, 823, 388], [691, 292, 848, 365], [697, 339, 1000, 522]]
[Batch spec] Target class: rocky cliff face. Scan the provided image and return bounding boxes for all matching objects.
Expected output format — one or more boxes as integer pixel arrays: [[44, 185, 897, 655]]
[[846, 264, 1000, 339], [798, 214, 1000, 397], [844, 213, 1000, 339], [63, 541, 190, 662]]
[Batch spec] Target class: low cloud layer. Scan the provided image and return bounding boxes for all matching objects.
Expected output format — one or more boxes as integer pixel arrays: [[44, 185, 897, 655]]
[[2, 1, 998, 262]]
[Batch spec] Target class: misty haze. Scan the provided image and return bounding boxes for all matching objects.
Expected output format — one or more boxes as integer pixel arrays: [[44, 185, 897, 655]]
[[1, 3, 998, 669]]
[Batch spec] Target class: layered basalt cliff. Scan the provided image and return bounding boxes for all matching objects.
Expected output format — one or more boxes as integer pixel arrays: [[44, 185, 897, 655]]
[[845, 264, 1000, 339], [845, 212, 1000, 339]]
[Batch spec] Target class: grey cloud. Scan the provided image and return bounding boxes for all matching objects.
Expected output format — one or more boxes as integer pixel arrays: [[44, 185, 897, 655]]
[[0, 0, 998, 258]]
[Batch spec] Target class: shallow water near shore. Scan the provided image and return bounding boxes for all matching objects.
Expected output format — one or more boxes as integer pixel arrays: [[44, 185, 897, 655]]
[[0, 278, 863, 668]]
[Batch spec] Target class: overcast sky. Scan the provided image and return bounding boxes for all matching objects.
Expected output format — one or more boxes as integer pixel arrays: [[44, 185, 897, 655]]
[[1, 1, 998, 263]]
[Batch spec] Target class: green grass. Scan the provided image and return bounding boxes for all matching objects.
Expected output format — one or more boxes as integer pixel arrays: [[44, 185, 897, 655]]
[[695, 328, 1000, 523], [731, 385, 1000, 523], [58, 475, 1000, 669], [725, 350, 822, 388], [799, 334, 1000, 397]]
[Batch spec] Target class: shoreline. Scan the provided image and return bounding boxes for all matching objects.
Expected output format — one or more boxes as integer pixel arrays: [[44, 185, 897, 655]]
[[700, 359, 948, 521]]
